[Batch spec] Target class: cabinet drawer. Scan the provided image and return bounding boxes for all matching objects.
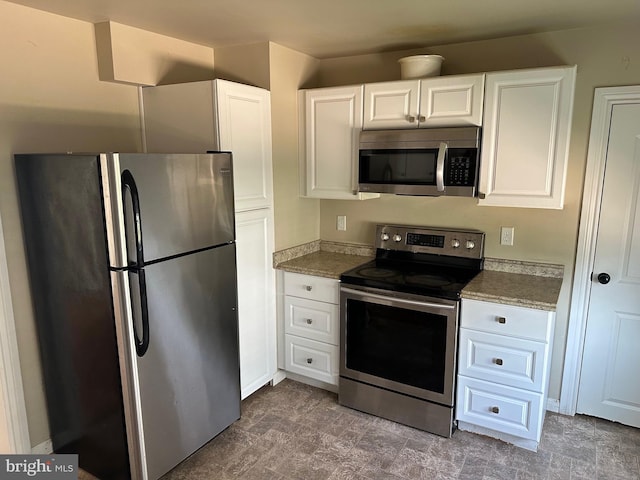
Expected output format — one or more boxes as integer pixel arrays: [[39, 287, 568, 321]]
[[285, 296, 339, 345], [284, 272, 339, 304], [284, 335, 338, 385], [461, 299, 554, 342], [459, 329, 548, 391], [456, 376, 543, 441]]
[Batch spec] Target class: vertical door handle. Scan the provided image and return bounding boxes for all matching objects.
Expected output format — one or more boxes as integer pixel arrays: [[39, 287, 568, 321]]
[[436, 142, 448, 192], [122, 170, 150, 357]]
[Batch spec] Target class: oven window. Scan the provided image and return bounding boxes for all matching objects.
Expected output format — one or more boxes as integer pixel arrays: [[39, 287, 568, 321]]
[[345, 299, 447, 393]]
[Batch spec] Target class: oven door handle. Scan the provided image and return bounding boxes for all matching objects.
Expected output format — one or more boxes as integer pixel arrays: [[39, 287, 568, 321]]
[[341, 287, 456, 310]]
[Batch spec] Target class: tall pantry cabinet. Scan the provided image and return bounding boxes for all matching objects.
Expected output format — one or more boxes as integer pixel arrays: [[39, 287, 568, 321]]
[[141, 79, 276, 399]]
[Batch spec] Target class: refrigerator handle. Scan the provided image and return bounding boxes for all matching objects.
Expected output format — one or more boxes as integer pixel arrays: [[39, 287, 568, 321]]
[[122, 170, 150, 357], [121, 170, 145, 267], [130, 269, 150, 357]]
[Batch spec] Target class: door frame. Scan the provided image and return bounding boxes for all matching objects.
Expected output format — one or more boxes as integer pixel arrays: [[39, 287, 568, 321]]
[[0, 211, 31, 452], [560, 85, 640, 416]]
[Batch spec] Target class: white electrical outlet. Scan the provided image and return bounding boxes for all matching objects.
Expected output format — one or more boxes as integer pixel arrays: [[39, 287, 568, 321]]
[[337, 215, 347, 231], [500, 226, 514, 246]]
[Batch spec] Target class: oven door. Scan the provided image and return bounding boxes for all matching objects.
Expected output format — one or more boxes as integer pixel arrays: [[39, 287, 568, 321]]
[[340, 284, 458, 406]]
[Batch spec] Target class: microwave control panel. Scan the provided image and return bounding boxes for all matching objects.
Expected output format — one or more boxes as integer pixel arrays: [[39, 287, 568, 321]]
[[446, 156, 476, 186]]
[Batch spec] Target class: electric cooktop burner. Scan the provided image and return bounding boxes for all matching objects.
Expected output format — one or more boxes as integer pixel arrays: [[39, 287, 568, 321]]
[[357, 267, 397, 279]]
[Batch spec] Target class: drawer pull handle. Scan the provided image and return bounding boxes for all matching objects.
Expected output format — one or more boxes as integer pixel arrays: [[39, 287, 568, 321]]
[[497, 316, 507, 324], [490, 406, 500, 414], [306, 358, 313, 364], [494, 358, 504, 366], [306, 318, 313, 325], [305, 285, 313, 291]]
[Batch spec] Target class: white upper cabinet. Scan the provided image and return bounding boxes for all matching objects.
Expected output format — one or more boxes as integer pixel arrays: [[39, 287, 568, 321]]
[[142, 79, 273, 212], [419, 74, 485, 127], [362, 74, 485, 130], [478, 66, 577, 209], [363, 80, 420, 129], [299, 85, 379, 200]]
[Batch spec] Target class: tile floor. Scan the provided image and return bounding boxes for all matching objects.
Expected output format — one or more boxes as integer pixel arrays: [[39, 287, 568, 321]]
[[157, 379, 640, 480]]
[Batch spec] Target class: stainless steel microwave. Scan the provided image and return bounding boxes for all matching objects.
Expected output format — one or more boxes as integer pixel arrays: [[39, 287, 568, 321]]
[[358, 127, 481, 197]]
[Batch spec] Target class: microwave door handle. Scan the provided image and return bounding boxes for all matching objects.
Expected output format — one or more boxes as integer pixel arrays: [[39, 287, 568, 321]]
[[436, 142, 447, 192]]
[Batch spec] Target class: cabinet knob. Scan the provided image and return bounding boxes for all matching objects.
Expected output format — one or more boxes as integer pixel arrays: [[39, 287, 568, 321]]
[[306, 318, 313, 325], [406, 115, 416, 123], [490, 406, 500, 414], [305, 285, 313, 291], [306, 358, 313, 364], [418, 115, 426, 122], [496, 316, 507, 324], [494, 358, 504, 366]]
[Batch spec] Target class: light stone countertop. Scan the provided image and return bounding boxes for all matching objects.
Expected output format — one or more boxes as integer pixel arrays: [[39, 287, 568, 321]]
[[274, 242, 563, 310], [273, 240, 374, 279], [274, 250, 373, 279], [461, 270, 563, 311]]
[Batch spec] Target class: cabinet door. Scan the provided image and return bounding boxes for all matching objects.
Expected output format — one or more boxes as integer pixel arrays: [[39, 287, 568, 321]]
[[235, 208, 276, 399], [299, 86, 378, 200], [419, 74, 484, 127], [479, 66, 576, 208], [215, 80, 273, 211], [363, 80, 420, 129]]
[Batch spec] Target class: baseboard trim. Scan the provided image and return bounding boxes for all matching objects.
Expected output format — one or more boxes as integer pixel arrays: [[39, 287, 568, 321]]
[[546, 397, 560, 413], [31, 439, 53, 454], [270, 369, 287, 386]]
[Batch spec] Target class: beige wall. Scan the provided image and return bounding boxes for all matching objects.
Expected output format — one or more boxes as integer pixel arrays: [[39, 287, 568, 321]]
[[314, 21, 640, 400], [268, 43, 322, 250], [0, 1, 142, 446], [214, 42, 271, 90], [95, 21, 215, 86]]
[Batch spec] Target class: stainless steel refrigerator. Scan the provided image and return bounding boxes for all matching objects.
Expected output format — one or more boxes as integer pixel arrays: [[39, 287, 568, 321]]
[[15, 152, 241, 480]]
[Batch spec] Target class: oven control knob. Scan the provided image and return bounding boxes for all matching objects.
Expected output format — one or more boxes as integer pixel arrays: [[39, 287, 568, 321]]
[[393, 234, 403, 243], [381, 232, 390, 242], [451, 239, 461, 248], [466, 240, 476, 249]]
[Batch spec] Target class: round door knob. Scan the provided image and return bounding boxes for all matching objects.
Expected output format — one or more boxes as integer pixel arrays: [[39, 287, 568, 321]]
[[597, 273, 611, 284], [393, 234, 402, 243]]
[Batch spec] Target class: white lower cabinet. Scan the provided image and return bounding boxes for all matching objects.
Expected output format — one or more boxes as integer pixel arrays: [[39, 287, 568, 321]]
[[283, 272, 340, 386], [457, 299, 555, 450]]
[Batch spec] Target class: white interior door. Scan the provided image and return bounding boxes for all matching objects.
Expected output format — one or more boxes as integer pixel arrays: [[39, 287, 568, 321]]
[[577, 101, 640, 427]]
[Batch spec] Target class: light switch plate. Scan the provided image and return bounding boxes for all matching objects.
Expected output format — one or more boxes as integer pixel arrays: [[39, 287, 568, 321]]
[[337, 215, 347, 231]]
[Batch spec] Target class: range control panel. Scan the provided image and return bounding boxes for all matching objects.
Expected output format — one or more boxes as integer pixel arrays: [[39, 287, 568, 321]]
[[376, 224, 485, 259]]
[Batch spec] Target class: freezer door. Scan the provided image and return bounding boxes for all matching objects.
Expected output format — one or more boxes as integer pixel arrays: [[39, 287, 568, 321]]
[[117, 153, 235, 263], [130, 244, 240, 480]]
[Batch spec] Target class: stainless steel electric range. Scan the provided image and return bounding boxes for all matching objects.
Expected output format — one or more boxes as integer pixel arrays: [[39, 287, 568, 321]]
[[339, 224, 485, 437]]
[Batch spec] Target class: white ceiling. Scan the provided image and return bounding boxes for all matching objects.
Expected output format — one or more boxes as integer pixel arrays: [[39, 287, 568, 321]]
[[6, 0, 640, 59]]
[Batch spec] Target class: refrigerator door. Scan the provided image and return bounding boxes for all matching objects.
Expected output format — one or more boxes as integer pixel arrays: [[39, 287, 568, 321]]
[[15, 153, 131, 480], [116, 153, 235, 264], [128, 244, 240, 480]]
